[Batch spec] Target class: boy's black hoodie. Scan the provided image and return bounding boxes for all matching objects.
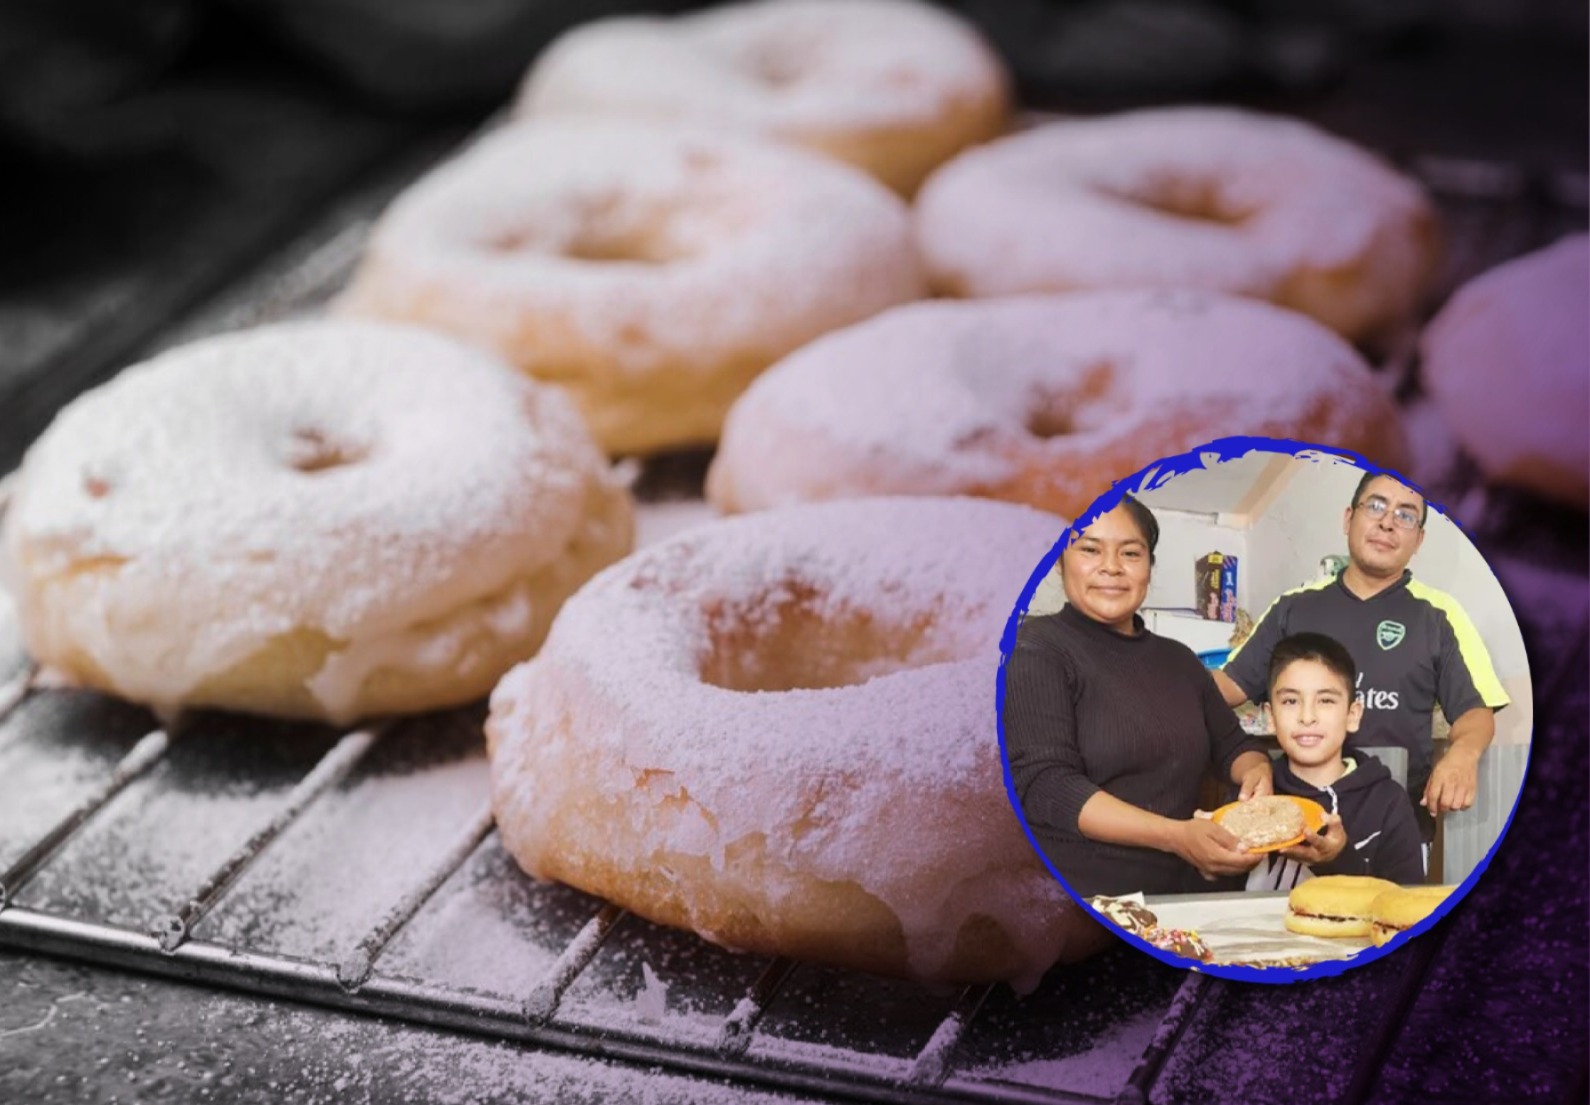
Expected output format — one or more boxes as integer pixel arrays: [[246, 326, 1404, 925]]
[[1248, 752, 1426, 890]]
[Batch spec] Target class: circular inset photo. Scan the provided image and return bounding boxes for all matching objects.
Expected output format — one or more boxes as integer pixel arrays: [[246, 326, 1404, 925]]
[[997, 438, 1531, 981]]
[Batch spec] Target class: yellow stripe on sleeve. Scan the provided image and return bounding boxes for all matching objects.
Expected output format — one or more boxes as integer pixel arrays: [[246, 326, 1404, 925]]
[[1407, 579, 1511, 708]]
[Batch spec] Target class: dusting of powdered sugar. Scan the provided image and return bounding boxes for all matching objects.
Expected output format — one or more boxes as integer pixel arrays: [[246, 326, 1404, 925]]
[[1419, 233, 1589, 505], [0, 320, 627, 719], [968, 1003, 1169, 1097], [518, 0, 1006, 134], [0, 693, 155, 874], [197, 734, 491, 962], [709, 290, 1406, 512], [519, 495, 1052, 787], [339, 119, 924, 383], [915, 107, 1435, 338], [210, 995, 822, 1105], [379, 838, 609, 998], [0, 584, 22, 677], [489, 496, 1078, 984], [635, 499, 718, 549]]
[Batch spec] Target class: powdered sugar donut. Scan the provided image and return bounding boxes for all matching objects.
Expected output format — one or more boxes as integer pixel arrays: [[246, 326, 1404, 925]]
[[487, 497, 1095, 987], [707, 291, 1408, 519], [515, 0, 1011, 195], [340, 120, 924, 454], [915, 107, 1440, 344], [1, 321, 634, 723], [1420, 234, 1589, 508]]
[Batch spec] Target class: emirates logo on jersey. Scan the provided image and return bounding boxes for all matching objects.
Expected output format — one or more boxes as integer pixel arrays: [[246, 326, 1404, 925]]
[[1376, 620, 1406, 650], [1356, 672, 1401, 710]]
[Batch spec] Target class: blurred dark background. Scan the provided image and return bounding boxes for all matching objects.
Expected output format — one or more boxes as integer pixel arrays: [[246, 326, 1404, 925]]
[[0, 0, 1585, 468]]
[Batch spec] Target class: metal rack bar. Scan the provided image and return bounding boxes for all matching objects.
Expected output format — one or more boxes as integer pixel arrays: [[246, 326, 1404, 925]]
[[1337, 928, 1453, 1105], [153, 725, 383, 951], [338, 806, 497, 989], [0, 727, 172, 908], [716, 956, 797, 1057], [0, 663, 36, 725], [937, 1081, 1115, 1105], [1114, 973, 1211, 1105], [909, 984, 996, 1087], [0, 905, 1110, 1105], [522, 901, 627, 1023]]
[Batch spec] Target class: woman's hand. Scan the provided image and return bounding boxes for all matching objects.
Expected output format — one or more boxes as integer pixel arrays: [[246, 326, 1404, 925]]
[[1277, 814, 1347, 867], [1236, 758, 1274, 800], [1173, 815, 1264, 879], [1233, 759, 1272, 794]]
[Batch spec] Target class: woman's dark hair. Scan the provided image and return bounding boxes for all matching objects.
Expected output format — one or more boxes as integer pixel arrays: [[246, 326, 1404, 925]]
[[1118, 495, 1160, 565], [1267, 632, 1357, 695]]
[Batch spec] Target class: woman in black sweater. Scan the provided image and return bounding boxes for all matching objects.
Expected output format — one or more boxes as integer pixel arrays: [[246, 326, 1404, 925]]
[[1003, 499, 1273, 897]]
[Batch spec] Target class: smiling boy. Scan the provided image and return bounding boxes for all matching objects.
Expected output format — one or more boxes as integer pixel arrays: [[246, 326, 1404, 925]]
[[1247, 632, 1426, 890]]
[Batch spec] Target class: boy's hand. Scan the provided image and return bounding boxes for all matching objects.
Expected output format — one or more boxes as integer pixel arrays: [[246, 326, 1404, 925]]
[[1177, 815, 1264, 878], [1278, 813, 1346, 866]]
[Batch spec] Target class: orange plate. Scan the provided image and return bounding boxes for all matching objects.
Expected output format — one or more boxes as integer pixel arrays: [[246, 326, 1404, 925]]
[[1210, 796, 1327, 853]]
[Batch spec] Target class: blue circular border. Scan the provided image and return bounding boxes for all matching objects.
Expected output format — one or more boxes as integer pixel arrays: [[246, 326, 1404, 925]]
[[993, 434, 1534, 983]]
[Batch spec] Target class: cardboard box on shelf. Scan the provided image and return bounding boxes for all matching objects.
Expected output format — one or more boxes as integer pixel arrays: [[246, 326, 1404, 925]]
[[1196, 552, 1239, 623]]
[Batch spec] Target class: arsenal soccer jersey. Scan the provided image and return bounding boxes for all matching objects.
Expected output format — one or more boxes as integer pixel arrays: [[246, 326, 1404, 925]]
[[1222, 570, 1509, 799]]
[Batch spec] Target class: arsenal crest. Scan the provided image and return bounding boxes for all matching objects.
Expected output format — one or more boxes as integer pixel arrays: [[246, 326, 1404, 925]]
[[1376, 619, 1406, 650]]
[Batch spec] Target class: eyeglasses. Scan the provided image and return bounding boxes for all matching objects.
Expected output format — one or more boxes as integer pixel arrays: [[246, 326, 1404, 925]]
[[1355, 496, 1422, 531]]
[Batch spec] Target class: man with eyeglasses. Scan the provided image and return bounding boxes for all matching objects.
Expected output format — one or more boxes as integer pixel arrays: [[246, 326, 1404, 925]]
[[1213, 472, 1509, 858]]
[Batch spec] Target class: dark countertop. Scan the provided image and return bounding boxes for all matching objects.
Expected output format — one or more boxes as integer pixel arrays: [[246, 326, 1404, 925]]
[[0, 951, 826, 1105]]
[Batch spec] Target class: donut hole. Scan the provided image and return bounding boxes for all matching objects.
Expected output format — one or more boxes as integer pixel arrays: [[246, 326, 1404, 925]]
[[285, 427, 367, 474], [1026, 399, 1127, 439], [1026, 403, 1084, 440], [699, 582, 957, 693], [1100, 176, 1253, 226], [567, 192, 755, 265], [484, 191, 730, 266], [477, 194, 661, 264], [1023, 361, 1128, 439], [743, 40, 817, 88], [564, 225, 691, 265], [63, 554, 129, 578], [682, 148, 724, 174]]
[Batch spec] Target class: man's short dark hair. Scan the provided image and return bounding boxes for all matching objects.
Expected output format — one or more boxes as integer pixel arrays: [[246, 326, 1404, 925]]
[[1267, 632, 1357, 695], [1119, 495, 1159, 564], [1352, 471, 1427, 527]]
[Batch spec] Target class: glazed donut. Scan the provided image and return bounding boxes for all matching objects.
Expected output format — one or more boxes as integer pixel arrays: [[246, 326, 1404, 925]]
[[0, 321, 633, 724], [339, 120, 924, 455], [1420, 234, 1589, 508], [487, 497, 1094, 988], [915, 107, 1441, 344], [515, 0, 1011, 195], [707, 291, 1409, 520]]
